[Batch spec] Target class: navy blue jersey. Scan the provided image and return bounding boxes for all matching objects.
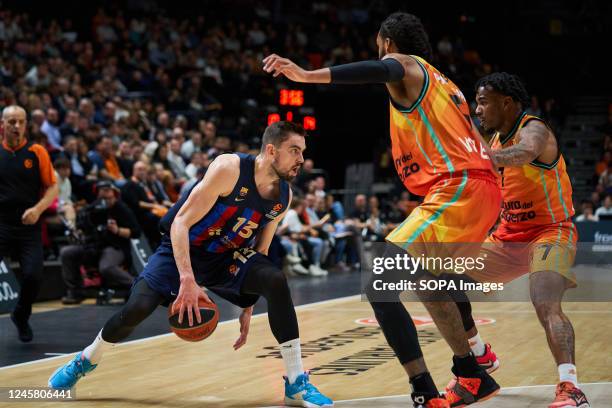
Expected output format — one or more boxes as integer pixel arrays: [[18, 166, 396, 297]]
[[159, 154, 290, 253]]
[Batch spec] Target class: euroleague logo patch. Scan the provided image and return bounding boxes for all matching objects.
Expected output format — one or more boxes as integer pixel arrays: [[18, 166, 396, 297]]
[[24, 159, 33, 169], [355, 316, 496, 327]]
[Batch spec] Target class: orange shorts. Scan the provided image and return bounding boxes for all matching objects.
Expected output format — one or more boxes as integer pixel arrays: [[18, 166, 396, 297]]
[[386, 170, 501, 274], [469, 221, 578, 286]]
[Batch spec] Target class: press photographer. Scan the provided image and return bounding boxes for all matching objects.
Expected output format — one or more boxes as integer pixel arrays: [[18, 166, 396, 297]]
[[60, 181, 141, 304]]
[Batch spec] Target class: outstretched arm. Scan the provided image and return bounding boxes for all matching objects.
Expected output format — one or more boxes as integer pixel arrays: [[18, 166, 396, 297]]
[[491, 121, 550, 167], [263, 54, 406, 84]]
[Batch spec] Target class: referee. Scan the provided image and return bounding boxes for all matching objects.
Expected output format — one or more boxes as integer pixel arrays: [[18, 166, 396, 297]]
[[0, 105, 59, 342]]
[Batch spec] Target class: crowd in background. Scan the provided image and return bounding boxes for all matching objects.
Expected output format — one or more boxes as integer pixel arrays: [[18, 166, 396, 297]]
[[578, 106, 612, 222], [0, 2, 607, 299]]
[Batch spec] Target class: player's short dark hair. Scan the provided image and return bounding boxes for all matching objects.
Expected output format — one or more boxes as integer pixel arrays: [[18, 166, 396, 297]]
[[475, 72, 530, 110], [379, 12, 433, 60], [261, 121, 306, 151]]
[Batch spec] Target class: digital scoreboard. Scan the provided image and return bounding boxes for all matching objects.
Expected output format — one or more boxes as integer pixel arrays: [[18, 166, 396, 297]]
[[266, 89, 317, 131]]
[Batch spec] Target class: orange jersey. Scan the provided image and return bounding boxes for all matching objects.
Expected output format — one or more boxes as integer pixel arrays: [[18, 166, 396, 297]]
[[389, 55, 495, 196], [491, 113, 575, 230]]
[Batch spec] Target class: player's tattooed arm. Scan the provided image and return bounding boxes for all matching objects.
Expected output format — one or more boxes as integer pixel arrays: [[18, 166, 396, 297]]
[[491, 121, 549, 167]]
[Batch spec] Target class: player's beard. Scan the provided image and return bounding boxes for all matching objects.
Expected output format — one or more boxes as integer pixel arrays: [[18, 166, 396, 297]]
[[271, 160, 297, 182]]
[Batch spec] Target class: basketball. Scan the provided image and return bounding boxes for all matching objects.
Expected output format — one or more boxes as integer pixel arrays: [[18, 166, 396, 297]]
[[168, 299, 219, 342]]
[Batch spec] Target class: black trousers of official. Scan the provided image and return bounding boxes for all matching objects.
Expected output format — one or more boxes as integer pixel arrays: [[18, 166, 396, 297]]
[[0, 223, 44, 321]]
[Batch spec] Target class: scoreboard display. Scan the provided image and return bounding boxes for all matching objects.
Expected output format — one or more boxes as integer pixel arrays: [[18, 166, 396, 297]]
[[266, 89, 317, 131]]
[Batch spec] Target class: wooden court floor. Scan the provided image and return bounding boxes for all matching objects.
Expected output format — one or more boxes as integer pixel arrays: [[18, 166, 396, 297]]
[[0, 296, 610, 407]]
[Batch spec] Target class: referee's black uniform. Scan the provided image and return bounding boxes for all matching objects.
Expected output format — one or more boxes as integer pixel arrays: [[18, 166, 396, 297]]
[[0, 138, 57, 342]]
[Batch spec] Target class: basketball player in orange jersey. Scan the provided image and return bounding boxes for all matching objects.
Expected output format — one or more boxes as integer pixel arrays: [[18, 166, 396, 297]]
[[451, 73, 588, 408], [264, 13, 502, 408]]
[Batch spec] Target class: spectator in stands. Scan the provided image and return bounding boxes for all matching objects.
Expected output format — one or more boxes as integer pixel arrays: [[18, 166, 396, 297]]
[[60, 110, 81, 139], [276, 220, 311, 276], [349, 193, 368, 231], [41, 108, 62, 150], [53, 158, 76, 227], [365, 195, 386, 241], [60, 181, 141, 304], [598, 162, 612, 194], [152, 143, 172, 172], [121, 161, 169, 248], [575, 200, 598, 222], [30, 110, 45, 127], [207, 135, 232, 158], [167, 137, 187, 179], [595, 194, 612, 219], [282, 197, 328, 276], [314, 195, 352, 271], [161, 169, 180, 203], [116, 141, 135, 179], [595, 151, 612, 177], [88, 135, 125, 183], [145, 129, 168, 158], [201, 120, 217, 146], [181, 131, 204, 159], [295, 159, 315, 193], [396, 191, 418, 217], [312, 176, 327, 198], [131, 140, 146, 163], [589, 191, 601, 209], [148, 165, 173, 205], [185, 151, 209, 180]]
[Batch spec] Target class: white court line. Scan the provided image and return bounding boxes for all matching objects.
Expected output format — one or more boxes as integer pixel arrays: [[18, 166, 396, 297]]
[[329, 308, 612, 314], [0, 294, 360, 372], [262, 382, 612, 407]]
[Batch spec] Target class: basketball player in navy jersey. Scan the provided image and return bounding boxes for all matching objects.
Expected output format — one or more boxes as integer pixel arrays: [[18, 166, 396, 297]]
[[49, 121, 333, 408]]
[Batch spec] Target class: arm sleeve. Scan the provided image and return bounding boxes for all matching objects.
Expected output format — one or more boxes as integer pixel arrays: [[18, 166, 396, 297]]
[[329, 58, 405, 84]]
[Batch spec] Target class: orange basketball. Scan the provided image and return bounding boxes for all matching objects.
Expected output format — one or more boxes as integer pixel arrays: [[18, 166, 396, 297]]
[[168, 298, 219, 342]]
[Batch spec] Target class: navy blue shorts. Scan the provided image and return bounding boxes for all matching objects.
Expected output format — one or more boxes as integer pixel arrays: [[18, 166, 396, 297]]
[[135, 241, 263, 308]]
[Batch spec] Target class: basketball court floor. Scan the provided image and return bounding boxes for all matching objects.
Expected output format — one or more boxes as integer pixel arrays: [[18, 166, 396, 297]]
[[1, 269, 611, 407]]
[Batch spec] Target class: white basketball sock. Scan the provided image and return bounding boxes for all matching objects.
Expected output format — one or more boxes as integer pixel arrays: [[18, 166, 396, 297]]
[[558, 363, 578, 387], [468, 332, 486, 357], [280, 338, 304, 384], [82, 330, 115, 364]]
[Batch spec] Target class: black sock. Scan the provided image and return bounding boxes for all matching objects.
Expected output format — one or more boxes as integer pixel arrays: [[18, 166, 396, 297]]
[[452, 353, 481, 377], [409, 372, 438, 396]]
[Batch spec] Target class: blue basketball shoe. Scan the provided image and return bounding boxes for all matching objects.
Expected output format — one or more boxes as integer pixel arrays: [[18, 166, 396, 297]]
[[284, 372, 333, 407], [48, 352, 97, 389]]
